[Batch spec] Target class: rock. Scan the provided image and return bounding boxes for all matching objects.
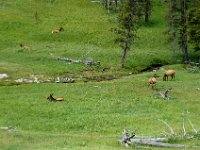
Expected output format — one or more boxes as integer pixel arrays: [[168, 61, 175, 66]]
[[0, 73, 8, 79], [55, 77, 75, 83]]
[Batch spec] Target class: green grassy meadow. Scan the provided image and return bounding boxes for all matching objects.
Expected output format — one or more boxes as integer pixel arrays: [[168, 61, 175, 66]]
[[0, 0, 174, 80], [0, 0, 200, 149], [0, 67, 200, 149], [0, 68, 200, 149]]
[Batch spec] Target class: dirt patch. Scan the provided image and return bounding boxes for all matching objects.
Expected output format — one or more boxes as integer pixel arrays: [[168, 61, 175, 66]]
[[141, 64, 163, 72], [84, 75, 117, 82], [82, 69, 94, 76]]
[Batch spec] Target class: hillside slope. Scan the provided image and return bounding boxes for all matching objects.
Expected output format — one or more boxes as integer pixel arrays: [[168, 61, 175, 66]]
[[0, 66, 200, 149], [0, 0, 172, 80]]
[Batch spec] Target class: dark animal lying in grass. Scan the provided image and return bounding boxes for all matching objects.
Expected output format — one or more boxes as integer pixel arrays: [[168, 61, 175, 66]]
[[163, 70, 176, 81], [51, 27, 64, 33], [47, 93, 64, 102], [20, 44, 30, 49], [148, 74, 159, 89]]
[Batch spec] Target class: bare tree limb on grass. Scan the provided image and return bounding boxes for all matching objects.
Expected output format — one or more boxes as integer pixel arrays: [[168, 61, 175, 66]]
[[158, 119, 175, 135]]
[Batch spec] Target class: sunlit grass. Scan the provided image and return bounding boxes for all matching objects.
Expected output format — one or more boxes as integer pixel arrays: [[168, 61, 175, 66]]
[[0, 0, 173, 80], [0, 67, 200, 149], [0, 0, 199, 149]]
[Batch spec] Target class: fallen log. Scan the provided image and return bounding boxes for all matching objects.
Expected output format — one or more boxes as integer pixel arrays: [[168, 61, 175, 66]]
[[154, 88, 172, 100], [120, 129, 185, 148], [55, 77, 75, 83], [186, 67, 199, 73], [58, 57, 100, 66], [120, 129, 135, 147], [132, 138, 184, 148], [0, 126, 16, 132]]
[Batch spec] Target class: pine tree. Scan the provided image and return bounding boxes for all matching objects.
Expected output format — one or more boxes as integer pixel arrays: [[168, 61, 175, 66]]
[[101, 0, 118, 13], [166, 0, 179, 62], [179, 0, 190, 62], [144, 0, 152, 23], [166, 0, 190, 62], [188, 0, 200, 52], [114, 0, 142, 68]]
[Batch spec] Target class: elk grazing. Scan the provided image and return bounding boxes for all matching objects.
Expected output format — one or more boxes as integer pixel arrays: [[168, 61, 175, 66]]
[[163, 70, 176, 81], [148, 74, 159, 89], [51, 27, 64, 33], [47, 94, 64, 102]]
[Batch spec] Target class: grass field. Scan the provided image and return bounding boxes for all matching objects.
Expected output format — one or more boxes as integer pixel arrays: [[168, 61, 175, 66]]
[[0, 66, 200, 149], [0, 0, 175, 80], [0, 0, 200, 149]]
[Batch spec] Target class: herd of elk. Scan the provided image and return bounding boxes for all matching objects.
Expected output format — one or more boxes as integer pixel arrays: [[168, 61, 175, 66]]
[[19, 27, 64, 51], [148, 69, 176, 89], [51, 27, 64, 33], [47, 70, 176, 102], [47, 94, 64, 102]]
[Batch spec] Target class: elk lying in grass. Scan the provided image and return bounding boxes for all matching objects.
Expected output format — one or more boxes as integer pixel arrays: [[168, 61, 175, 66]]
[[47, 93, 64, 102], [20, 44, 30, 49], [148, 74, 159, 89], [51, 27, 64, 33], [163, 70, 176, 81]]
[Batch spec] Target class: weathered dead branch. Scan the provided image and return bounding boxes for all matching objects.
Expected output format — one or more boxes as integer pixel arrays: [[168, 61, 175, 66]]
[[188, 119, 198, 134], [58, 57, 100, 66], [154, 88, 172, 100], [132, 138, 184, 148], [182, 111, 187, 136], [186, 67, 199, 73], [120, 129, 135, 147], [158, 119, 175, 135], [55, 77, 75, 83], [0, 126, 16, 132], [120, 129, 185, 148]]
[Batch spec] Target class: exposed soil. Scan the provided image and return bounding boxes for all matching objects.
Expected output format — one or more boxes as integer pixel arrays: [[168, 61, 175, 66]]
[[141, 64, 163, 72], [84, 75, 117, 82], [0, 64, 165, 85]]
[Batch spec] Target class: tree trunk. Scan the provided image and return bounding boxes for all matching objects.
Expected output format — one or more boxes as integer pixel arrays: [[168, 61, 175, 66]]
[[108, 0, 112, 13], [169, 0, 177, 63], [121, 40, 129, 68], [121, 0, 134, 68], [180, 0, 190, 62], [132, 138, 185, 148], [102, 0, 107, 9], [115, 0, 118, 7], [145, 12, 149, 23], [145, 0, 150, 23]]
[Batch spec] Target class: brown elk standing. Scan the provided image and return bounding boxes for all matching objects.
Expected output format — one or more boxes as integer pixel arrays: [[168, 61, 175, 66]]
[[163, 70, 176, 81], [47, 94, 64, 102], [51, 27, 64, 33], [148, 74, 159, 89]]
